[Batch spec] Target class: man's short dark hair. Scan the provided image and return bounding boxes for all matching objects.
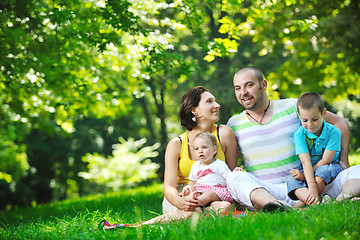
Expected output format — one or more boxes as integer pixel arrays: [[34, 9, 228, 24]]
[[235, 67, 264, 84]]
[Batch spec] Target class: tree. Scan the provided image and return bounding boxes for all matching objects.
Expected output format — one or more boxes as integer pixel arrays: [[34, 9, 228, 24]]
[[0, 0, 141, 184], [0, 0, 194, 207], [2, 0, 359, 208]]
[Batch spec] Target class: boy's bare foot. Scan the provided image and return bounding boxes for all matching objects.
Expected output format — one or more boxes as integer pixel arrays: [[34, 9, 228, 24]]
[[289, 169, 305, 181]]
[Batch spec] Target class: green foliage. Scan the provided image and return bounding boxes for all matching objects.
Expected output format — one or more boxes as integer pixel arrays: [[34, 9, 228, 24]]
[[349, 152, 360, 166], [0, 0, 133, 184], [79, 138, 160, 190], [204, 0, 360, 103], [0, 128, 29, 183], [0, 0, 191, 201]]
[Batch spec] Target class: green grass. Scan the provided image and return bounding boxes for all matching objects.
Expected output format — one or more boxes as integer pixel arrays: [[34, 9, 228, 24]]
[[1, 182, 360, 239]]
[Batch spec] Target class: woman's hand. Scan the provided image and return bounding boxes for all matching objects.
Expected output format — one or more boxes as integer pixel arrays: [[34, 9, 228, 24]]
[[179, 195, 201, 211]]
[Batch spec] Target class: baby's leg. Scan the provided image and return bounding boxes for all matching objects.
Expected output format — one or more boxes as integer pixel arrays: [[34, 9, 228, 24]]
[[197, 191, 220, 206]]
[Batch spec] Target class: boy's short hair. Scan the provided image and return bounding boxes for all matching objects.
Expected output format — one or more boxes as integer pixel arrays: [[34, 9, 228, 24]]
[[193, 132, 217, 147], [297, 92, 324, 114]]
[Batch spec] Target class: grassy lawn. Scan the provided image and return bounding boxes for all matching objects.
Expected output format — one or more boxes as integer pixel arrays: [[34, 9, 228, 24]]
[[1, 182, 360, 240]]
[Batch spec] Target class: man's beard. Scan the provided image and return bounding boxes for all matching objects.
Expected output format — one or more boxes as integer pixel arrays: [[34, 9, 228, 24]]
[[243, 87, 264, 110]]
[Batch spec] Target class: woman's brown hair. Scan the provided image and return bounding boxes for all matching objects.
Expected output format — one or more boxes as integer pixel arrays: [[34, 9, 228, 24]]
[[178, 86, 209, 131]]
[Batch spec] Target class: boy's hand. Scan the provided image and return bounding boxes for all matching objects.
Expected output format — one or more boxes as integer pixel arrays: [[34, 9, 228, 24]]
[[305, 187, 319, 205], [290, 169, 305, 181]]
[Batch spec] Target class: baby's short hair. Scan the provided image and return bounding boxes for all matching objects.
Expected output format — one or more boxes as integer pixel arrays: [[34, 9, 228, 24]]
[[193, 132, 217, 147], [297, 92, 324, 114]]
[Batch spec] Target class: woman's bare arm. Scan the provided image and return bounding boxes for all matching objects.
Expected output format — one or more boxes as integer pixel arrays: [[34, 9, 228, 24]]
[[163, 137, 200, 211]]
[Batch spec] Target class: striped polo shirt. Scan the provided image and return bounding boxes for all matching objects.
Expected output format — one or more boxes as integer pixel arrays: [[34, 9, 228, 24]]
[[227, 98, 302, 184]]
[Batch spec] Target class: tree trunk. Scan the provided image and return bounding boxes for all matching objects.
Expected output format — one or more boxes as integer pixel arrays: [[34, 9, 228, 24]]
[[135, 95, 156, 141]]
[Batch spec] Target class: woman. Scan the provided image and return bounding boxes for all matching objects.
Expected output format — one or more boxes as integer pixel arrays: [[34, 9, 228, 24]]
[[101, 86, 239, 228], [162, 86, 237, 214]]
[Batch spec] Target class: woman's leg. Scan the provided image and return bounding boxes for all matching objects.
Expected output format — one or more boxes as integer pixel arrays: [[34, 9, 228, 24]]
[[140, 208, 200, 225]]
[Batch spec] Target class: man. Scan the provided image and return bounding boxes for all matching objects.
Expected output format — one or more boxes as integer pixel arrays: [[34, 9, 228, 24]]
[[226, 67, 360, 211]]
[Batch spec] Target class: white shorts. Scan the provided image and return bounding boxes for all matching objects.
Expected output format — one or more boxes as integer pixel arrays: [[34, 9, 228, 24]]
[[162, 196, 178, 214], [226, 165, 360, 208], [161, 183, 187, 214]]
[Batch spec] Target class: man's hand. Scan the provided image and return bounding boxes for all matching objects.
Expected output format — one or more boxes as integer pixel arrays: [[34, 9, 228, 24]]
[[290, 169, 305, 181], [233, 167, 244, 172]]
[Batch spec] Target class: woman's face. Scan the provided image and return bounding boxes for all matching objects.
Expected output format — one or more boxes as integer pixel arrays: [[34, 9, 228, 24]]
[[192, 91, 220, 123]]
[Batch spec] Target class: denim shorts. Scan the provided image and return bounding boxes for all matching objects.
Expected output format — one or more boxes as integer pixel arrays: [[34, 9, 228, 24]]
[[287, 162, 343, 200]]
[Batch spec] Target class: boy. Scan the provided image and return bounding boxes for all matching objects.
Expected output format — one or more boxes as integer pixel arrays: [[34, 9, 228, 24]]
[[287, 92, 343, 206]]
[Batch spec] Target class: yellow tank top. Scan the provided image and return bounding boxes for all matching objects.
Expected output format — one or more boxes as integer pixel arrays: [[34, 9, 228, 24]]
[[177, 124, 226, 184]]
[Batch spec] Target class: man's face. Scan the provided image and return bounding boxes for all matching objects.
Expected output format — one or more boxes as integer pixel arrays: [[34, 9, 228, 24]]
[[233, 71, 265, 110]]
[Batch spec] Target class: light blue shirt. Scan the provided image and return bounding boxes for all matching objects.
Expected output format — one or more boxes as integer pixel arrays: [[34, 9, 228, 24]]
[[294, 120, 341, 166]]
